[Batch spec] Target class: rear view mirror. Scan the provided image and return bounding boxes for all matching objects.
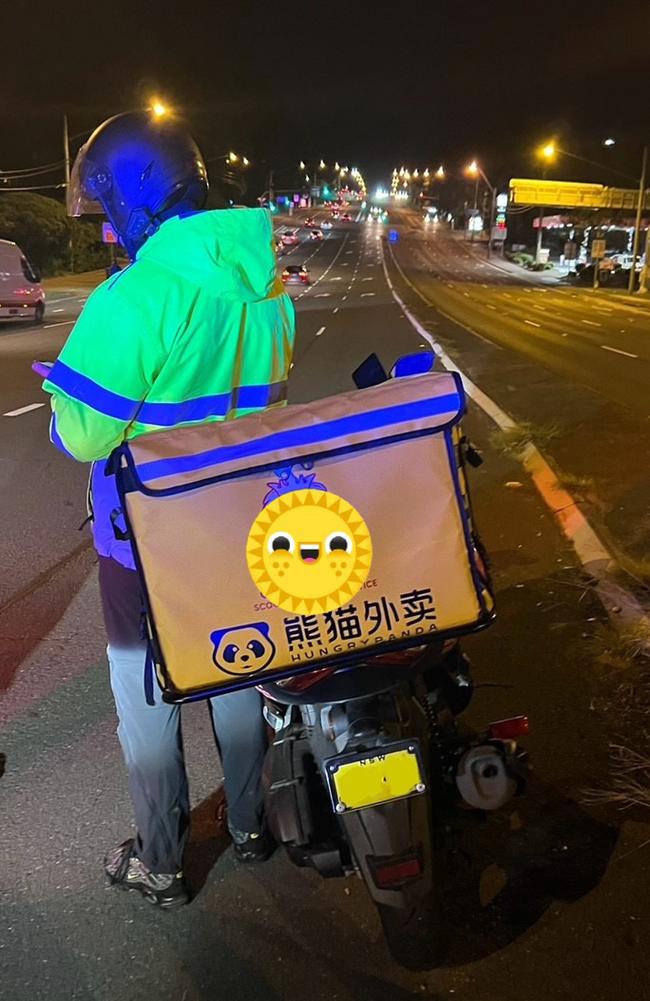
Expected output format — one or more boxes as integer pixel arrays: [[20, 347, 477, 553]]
[[352, 353, 388, 389]]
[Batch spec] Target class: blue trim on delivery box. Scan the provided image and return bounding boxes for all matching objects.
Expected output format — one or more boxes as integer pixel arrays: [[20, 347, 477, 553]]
[[117, 419, 462, 500], [133, 389, 464, 484]]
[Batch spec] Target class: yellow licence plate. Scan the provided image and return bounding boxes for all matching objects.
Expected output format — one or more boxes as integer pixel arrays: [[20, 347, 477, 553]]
[[325, 742, 425, 813]]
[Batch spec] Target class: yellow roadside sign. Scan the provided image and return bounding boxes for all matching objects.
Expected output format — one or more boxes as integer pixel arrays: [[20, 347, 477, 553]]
[[509, 178, 650, 210]]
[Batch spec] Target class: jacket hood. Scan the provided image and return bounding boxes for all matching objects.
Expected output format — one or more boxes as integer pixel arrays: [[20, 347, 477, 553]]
[[136, 207, 278, 303]]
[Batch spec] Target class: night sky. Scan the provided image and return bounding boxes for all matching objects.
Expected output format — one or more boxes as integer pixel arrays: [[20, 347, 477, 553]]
[[1, 0, 649, 194]]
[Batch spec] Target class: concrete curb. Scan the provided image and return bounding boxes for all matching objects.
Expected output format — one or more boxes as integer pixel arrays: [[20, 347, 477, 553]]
[[383, 239, 649, 629]]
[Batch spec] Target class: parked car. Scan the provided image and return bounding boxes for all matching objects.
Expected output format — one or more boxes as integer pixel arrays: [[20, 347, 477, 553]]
[[0, 240, 45, 323], [606, 252, 642, 270], [571, 263, 630, 287], [281, 264, 310, 285]]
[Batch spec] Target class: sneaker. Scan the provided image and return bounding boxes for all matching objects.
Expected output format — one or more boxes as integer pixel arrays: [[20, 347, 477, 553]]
[[232, 828, 276, 864], [104, 838, 189, 908]]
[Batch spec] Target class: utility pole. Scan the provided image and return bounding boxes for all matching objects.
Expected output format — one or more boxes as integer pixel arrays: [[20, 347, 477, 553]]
[[487, 186, 496, 261], [63, 114, 74, 273], [536, 167, 547, 263], [268, 168, 274, 207], [630, 145, 648, 293]]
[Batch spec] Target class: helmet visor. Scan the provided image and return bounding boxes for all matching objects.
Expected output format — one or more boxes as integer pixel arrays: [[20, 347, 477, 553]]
[[66, 144, 104, 217]]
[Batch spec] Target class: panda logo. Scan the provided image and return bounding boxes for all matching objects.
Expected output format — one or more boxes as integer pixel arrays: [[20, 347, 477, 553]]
[[210, 622, 277, 677]]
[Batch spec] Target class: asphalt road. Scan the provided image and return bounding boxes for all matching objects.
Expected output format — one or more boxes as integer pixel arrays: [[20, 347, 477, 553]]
[[389, 213, 650, 412], [387, 211, 650, 580], [1, 213, 649, 1001]]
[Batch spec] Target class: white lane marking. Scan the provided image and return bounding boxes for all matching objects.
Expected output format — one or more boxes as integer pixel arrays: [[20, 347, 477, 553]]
[[332, 307, 339, 314], [314, 293, 331, 298], [486, 304, 497, 310], [600, 344, 638, 359], [296, 232, 351, 299], [360, 292, 376, 297], [51, 307, 64, 313], [42, 294, 84, 305], [581, 319, 601, 327], [342, 295, 348, 301], [329, 276, 343, 281], [315, 326, 326, 337], [524, 319, 541, 327], [383, 240, 644, 623], [362, 277, 374, 281], [532, 305, 546, 311], [42, 321, 73, 329], [4, 402, 45, 417], [345, 250, 353, 254]]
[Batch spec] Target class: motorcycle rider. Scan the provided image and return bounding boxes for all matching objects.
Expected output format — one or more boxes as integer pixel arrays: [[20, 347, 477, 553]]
[[39, 110, 295, 907]]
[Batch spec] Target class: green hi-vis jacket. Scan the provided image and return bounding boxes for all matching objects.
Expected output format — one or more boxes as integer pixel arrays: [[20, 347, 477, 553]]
[[43, 208, 296, 569]]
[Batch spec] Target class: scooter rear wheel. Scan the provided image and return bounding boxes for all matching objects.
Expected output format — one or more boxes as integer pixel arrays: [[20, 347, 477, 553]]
[[376, 888, 447, 970]]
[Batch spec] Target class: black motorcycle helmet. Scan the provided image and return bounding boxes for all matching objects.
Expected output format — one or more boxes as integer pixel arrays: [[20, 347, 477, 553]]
[[67, 110, 209, 258]]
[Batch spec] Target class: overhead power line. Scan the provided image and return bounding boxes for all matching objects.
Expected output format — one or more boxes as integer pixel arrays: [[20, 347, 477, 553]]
[[0, 159, 65, 179], [0, 182, 66, 192]]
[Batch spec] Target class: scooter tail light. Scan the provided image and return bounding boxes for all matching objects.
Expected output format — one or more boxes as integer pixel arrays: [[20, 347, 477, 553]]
[[370, 851, 423, 889], [488, 715, 530, 740]]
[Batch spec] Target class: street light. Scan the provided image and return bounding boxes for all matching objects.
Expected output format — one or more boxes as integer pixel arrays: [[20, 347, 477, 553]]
[[228, 152, 239, 163], [299, 160, 306, 170], [465, 160, 496, 258], [534, 142, 557, 261], [435, 165, 445, 180], [150, 99, 169, 118], [464, 160, 480, 214]]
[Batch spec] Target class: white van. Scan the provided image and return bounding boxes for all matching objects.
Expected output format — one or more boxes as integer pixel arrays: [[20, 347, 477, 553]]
[[0, 240, 45, 322]]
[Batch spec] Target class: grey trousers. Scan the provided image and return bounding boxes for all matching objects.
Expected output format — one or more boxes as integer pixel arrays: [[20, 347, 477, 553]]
[[99, 557, 267, 874]]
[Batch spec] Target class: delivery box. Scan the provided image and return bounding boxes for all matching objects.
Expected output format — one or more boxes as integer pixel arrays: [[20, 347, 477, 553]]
[[115, 371, 494, 702]]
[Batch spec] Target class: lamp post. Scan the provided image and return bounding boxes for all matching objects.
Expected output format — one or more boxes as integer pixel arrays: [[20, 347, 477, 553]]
[[466, 160, 496, 258], [63, 114, 73, 271], [629, 146, 648, 293], [535, 142, 557, 263]]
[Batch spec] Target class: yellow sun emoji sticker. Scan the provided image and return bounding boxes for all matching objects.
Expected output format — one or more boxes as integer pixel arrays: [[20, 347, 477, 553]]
[[246, 489, 373, 615]]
